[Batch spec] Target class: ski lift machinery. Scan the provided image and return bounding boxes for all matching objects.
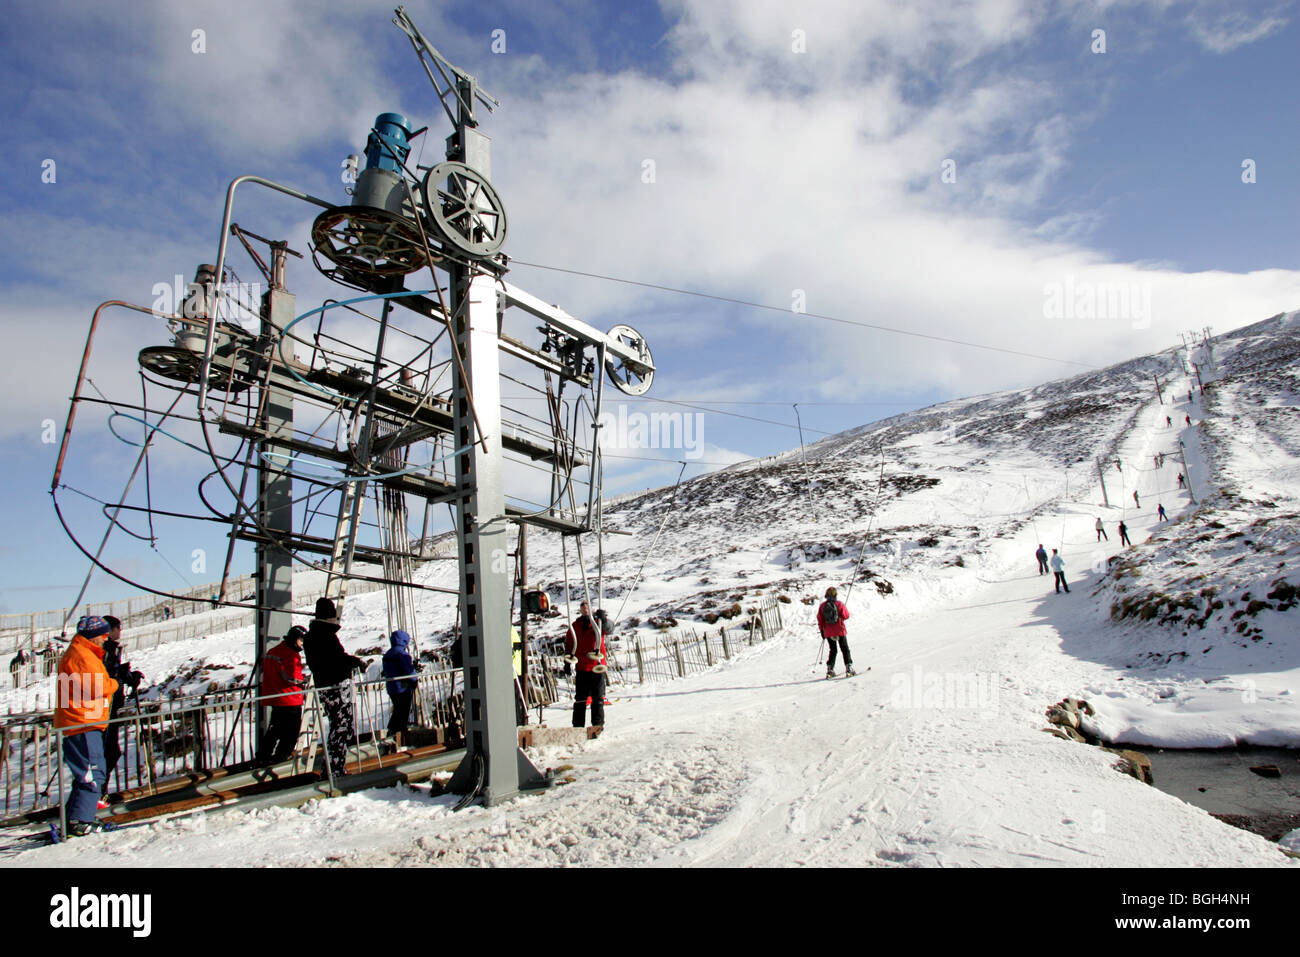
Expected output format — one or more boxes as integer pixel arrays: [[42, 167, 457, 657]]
[[51, 6, 654, 806], [303, 7, 656, 803]]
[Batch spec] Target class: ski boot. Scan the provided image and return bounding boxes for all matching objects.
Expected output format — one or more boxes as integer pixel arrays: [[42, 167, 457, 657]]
[[66, 820, 117, 838], [826, 668, 837, 680], [845, 665, 856, 677]]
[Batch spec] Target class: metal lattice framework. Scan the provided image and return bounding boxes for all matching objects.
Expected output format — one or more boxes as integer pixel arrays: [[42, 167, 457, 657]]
[[48, 6, 655, 806]]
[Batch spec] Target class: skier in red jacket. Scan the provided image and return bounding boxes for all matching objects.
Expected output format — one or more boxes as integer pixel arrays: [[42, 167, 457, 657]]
[[818, 587, 854, 678], [256, 625, 307, 767], [565, 601, 607, 728]]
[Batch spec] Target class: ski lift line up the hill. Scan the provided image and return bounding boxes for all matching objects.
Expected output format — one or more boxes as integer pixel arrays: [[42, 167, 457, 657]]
[[510, 259, 1095, 369]]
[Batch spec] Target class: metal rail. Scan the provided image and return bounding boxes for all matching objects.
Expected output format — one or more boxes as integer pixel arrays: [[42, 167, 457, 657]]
[[1, 669, 466, 821]]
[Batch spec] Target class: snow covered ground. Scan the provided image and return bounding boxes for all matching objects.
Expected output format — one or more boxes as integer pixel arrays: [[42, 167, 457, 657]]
[[6, 314, 1299, 867]]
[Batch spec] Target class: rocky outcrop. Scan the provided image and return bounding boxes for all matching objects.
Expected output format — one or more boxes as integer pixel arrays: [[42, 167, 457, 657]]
[[1041, 696, 1154, 785]]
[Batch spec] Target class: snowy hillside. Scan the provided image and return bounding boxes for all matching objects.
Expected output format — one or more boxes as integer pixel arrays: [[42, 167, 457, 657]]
[[10, 314, 1300, 867]]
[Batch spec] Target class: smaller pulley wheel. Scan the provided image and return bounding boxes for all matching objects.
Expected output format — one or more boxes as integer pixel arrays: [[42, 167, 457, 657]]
[[421, 161, 508, 259], [605, 324, 654, 396], [311, 205, 430, 277]]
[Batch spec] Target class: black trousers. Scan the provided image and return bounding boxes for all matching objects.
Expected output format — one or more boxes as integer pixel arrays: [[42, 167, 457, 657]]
[[573, 670, 606, 728], [826, 637, 852, 670], [387, 691, 413, 737], [1037, 557, 1049, 574], [103, 720, 122, 791], [515, 677, 528, 726], [1120, 530, 1131, 546], [257, 705, 303, 764], [1054, 572, 1070, 593]]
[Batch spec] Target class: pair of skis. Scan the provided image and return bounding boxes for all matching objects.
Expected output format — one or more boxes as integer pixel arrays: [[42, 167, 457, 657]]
[[0, 819, 123, 856], [824, 666, 870, 680]]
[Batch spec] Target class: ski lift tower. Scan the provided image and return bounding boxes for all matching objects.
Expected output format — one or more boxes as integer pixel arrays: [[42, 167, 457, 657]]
[[49, 7, 653, 809], [423, 28, 543, 803], [307, 8, 656, 804]]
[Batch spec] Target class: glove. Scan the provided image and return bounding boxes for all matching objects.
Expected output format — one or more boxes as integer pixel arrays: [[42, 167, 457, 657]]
[[128, 671, 144, 690]]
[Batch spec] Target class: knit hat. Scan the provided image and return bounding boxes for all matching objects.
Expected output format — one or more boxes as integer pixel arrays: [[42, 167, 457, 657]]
[[314, 597, 338, 621], [76, 615, 111, 639], [286, 625, 308, 645]]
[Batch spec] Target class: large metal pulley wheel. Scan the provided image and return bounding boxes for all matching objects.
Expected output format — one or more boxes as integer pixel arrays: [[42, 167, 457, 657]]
[[138, 346, 252, 393], [421, 161, 508, 259], [604, 324, 654, 396], [311, 205, 430, 277]]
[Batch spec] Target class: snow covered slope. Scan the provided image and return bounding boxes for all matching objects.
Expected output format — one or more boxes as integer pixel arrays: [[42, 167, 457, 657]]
[[11, 313, 1299, 867]]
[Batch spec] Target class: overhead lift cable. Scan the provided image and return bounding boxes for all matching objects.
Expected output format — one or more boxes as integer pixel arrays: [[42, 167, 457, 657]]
[[511, 260, 1095, 369]]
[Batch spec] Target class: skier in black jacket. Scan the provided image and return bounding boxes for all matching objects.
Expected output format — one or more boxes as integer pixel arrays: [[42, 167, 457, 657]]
[[101, 616, 143, 794], [302, 597, 365, 778]]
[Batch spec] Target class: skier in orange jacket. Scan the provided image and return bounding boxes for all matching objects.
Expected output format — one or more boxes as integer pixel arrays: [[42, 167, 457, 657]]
[[54, 616, 120, 836]]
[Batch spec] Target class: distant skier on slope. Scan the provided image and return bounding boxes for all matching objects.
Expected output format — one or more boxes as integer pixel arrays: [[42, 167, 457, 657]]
[[1157, 503, 1168, 522], [1118, 520, 1132, 547], [1049, 550, 1069, 594], [818, 587, 854, 678], [1185, 414, 1191, 426], [1133, 490, 1140, 508], [1036, 544, 1049, 575], [1177, 472, 1185, 489], [8, 649, 26, 688], [1095, 518, 1108, 542], [1166, 415, 1172, 427]]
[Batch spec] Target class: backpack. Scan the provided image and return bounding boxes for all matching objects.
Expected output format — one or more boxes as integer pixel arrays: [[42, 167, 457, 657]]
[[821, 600, 840, 625]]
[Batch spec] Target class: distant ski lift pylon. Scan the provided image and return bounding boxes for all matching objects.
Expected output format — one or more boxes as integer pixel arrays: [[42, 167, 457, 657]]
[[605, 323, 654, 396]]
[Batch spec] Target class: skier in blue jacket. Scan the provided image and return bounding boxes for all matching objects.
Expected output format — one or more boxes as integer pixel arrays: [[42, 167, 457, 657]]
[[382, 630, 418, 744]]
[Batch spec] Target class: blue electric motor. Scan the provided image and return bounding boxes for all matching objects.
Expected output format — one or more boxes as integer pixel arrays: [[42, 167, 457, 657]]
[[364, 112, 413, 172], [352, 112, 414, 214]]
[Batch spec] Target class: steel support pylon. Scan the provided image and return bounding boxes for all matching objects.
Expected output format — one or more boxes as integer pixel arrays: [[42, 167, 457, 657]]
[[445, 269, 549, 803], [255, 279, 296, 753]]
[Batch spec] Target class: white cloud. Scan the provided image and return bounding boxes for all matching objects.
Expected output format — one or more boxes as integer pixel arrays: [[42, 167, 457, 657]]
[[7, 0, 1300, 464], [1183, 3, 1290, 53]]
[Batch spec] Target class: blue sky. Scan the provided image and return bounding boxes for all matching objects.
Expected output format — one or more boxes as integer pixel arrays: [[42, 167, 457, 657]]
[[1, 0, 1298, 614]]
